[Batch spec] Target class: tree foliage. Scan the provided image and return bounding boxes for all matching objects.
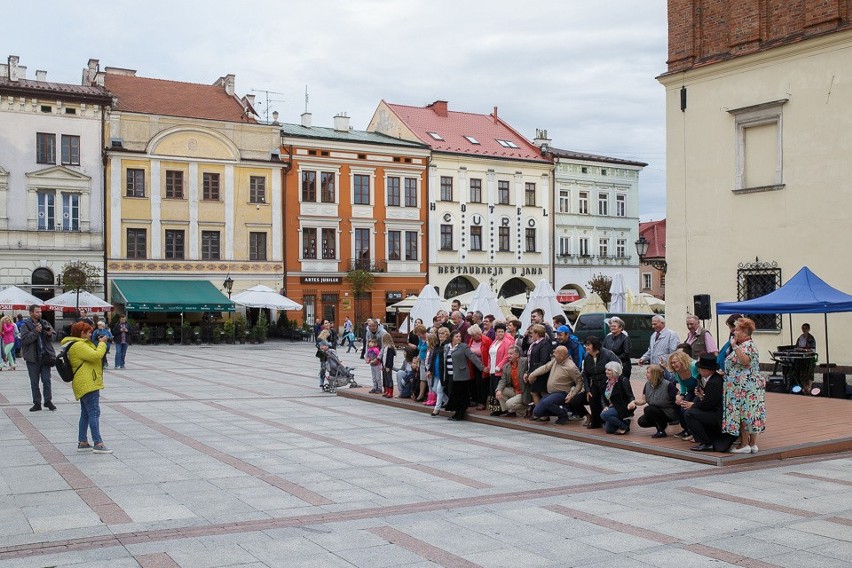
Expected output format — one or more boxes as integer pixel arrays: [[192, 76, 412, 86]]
[[61, 261, 100, 292], [345, 269, 375, 297], [587, 273, 613, 305]]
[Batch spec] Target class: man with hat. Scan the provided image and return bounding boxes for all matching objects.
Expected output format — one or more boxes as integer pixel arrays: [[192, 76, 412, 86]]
[[682, 354, 735, 452], [554, 325, 584, 369]]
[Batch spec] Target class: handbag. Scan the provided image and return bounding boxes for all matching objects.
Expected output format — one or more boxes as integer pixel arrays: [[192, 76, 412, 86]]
[[40, 351, 56, 367], [487, 395, 501, 413]]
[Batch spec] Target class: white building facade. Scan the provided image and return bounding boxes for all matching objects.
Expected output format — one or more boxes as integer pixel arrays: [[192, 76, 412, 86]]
[[0, 56, 111, 313], [549, 146, 646, 302], [369, 100, 553, 300]]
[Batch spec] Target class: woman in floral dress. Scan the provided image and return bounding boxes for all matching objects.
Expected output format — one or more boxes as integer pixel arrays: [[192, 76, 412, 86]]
[[723, 317, 765, 454]]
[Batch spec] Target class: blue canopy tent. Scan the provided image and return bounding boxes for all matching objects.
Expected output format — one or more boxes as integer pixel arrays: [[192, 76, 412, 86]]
[[716, 266, 852, 371]]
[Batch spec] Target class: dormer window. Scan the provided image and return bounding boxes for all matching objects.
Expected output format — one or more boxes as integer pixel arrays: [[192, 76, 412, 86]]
[[463, 135, 480, 145], [496, 139, 519, 148], [427, 131, 444, 141]]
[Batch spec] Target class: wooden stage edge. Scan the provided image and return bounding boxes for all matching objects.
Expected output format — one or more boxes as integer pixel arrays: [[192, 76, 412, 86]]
[[336, 387, 852, 467]]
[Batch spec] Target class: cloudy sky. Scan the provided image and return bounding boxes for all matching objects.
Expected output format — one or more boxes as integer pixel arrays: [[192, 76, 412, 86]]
[[3, 0, 668, 220]]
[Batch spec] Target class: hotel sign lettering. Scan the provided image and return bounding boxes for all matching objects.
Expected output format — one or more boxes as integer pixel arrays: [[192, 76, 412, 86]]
[[436, 265, 544, 277]]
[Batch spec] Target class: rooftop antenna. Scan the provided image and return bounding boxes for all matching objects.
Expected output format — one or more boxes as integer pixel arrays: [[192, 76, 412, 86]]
[[305, 85, 309, 114], [250, 88, 286, 123]]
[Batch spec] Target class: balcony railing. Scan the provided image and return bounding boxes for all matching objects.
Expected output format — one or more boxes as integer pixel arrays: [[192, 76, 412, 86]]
[[348, 259, 387, 273]]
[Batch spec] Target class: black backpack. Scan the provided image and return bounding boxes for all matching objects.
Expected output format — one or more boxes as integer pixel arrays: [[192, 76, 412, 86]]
[[55, 342, 83, 383]]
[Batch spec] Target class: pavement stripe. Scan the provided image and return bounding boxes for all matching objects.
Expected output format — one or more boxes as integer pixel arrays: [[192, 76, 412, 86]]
[[1, 453, 841, 562], [3, 407, 134, 524], [109, 403, 333, 506], [545, 504, 679, 544], [547, 504, 782, 567], [368, 526, 484, 568], [134, 552, 181, 567], [204, 401, 492, 489], [292, 398, 618, 475], [678, 487, 820, 517], [785, 471, 852, 487]]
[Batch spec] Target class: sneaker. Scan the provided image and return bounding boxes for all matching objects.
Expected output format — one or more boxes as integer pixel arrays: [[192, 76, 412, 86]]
[[567, 414, 584, 421], [750, 445, 759, 454], [29, 404, 41, 412], [44, 402, 57, 411], [652, 431, 667, 439], [673, 430, 689, 439], [555, 415, 569, 425], [77, 442, 93, 452], [729, 445, 752, 454], [92, 444, 113, 454]]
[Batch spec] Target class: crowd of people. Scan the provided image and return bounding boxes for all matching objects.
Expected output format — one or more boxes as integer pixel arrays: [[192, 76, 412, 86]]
[[322, 309, 768, 454]]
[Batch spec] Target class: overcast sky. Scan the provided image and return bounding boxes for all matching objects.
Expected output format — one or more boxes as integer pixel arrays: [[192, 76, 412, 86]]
[[3, 1, 668, 220]]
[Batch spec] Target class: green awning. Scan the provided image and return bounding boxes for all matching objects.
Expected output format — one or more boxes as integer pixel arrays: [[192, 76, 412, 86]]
[[111, 279, 235, 312]]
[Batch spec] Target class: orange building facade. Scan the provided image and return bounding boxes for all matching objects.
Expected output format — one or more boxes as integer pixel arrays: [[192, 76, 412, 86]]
[[281, 113, 430, 328]]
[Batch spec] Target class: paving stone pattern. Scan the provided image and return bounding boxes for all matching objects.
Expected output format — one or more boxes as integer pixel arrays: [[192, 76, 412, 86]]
[[0, 342, 850, 567]]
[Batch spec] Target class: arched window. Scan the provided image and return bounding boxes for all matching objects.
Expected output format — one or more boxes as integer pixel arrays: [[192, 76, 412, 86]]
[[31, 267, 54, 286]]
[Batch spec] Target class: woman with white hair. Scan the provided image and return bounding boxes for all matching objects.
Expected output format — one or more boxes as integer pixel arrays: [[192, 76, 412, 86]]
[[600, 360, 635, 435]]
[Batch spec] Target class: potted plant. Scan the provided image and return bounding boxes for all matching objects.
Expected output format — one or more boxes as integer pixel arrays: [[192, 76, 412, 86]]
[[192, 326, 202, 345], [139, 324, 150, 346], [255, 313, 268, 344], [181, 321, 191, 345], [212, 324, 223, 344], [234, 315, 247, 344], [223, 319, 235, 344], [248, 327, 257, 344], [166, 325, 176, 345]]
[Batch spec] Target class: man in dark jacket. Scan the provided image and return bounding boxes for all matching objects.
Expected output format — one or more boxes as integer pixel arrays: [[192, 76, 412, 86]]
[[20, 305, 57, 411], [683, 354, 735, 452], [111, 315, 134, 369], [581, 336, 619, 429]]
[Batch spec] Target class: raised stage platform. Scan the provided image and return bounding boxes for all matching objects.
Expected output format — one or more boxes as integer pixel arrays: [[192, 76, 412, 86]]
[[337, 378, 852, 467]]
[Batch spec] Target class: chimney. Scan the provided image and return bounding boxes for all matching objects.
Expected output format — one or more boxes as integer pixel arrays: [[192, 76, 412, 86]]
[[428, 100, 448, 117], [333, 112, 350, 132], [35, 70, 47, 81], [214, 74, 236, 96], [7, 55, 24, 81], [301, 112, 312, 128], [532, 128, 551, 148], [492, 106, 498, 124], [104, 66, 137, 76], [82, 59, 100, 85], [244, 94, 255, 107]]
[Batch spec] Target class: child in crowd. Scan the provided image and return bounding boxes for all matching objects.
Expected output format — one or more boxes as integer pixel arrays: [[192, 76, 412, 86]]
[[343, 330, 357, 352], [365, 339, 381, 393], [380, 333, 396, 398]]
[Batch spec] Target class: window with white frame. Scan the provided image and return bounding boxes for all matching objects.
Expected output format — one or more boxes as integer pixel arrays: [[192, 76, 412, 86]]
[[498, 180, 510, 205], [525, 182, 536, 206], [201, 231, 220, 260], [302, 228, 317, 259], [642, 273, 652, 290], [386, 176, 400, 206], [578, 191, 589, 214], [61, 135, 80, 166], [729, 99, 787, 191], [354, 174, 370, 205], [249, 232, 267, 261], [598, 193, 608, 216], [559, 237, 571, 256], [320, 172, 335, 203], [598, 238, 608, 258], [405, 231, 418, 260], [559, 189, 570, 213], [388, 230, 401, 260], [616, 194, 626, 217], [249, 176, 266, 204], [525, 228, 537, 252], [321, 228, 336, 259], [62, 193, 79, 231], [440, 176, 453, 201], [470, 226, 483, 251], [404, 178, 417, 207], [579, 237, 590, 257], [470, 178, 482, 203], [440, 225, 453, 250], [498, 226, 510, 251], [616, 238, 627, 258], [37, 191, 55, 230]]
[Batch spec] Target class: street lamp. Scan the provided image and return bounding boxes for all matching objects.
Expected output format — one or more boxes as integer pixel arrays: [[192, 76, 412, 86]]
[[635, 236, 667, 273], [223, 276, 234, 298]]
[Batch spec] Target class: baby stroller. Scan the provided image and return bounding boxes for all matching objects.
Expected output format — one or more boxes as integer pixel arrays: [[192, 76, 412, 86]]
[[322, 349, 358, 393]]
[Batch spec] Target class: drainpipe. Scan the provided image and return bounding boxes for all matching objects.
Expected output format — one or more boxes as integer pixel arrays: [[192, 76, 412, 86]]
[[101, 104, 109, 303]]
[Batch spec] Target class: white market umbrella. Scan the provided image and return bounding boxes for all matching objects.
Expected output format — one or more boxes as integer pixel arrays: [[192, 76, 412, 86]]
[[467, 283, 504, 321], [400, 285, 450, 332], [578, 292, 608, 316], [609, 273, 627, 313], [0, 285, 44, 310], [505, 292, 529, 310], [387, 295, 418, 312], [636, 292, 666, 313], [518, 279, 565, 334], [45, 290, 113, 313], [231, 284, 302, 311]]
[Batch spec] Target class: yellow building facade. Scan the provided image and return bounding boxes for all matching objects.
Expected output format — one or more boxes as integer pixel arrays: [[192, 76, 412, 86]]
[[90, 64, 284, 316]]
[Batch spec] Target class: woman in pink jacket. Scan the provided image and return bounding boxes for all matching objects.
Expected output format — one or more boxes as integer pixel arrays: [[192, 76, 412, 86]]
[[1, 315, 17, 370]]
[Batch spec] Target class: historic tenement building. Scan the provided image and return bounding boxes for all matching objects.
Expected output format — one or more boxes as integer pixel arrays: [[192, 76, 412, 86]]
[[86, 61, 284, 315], [369, 100, 552, 301], [280, 112, 430, 327], [660, 1, 852, 360], [0, 56, 112, 322]]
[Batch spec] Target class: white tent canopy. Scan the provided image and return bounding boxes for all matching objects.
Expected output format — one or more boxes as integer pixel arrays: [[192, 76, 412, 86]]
[[518, 279, 565, 334], [399, 285, 450, 333], [231, 285, 303, 311], [45, 290, 113, 312], [578, 292, 608, 316], [467, 283, 504, 321], [609, 273, 627, 313], [387, 295, 418, 312], [0, 285, 44, 310], [445, 290, 475, 310]]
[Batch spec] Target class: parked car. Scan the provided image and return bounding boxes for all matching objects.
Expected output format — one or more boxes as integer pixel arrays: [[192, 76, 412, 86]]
[[571, 312, 658, 360]]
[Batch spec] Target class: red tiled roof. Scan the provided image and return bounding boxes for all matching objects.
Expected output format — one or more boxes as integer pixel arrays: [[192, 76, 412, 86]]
[[0, 77, 111, 104], [104, 73, 253, 123], [384, 101, 549, 162], [639, 219, 666, 258]]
